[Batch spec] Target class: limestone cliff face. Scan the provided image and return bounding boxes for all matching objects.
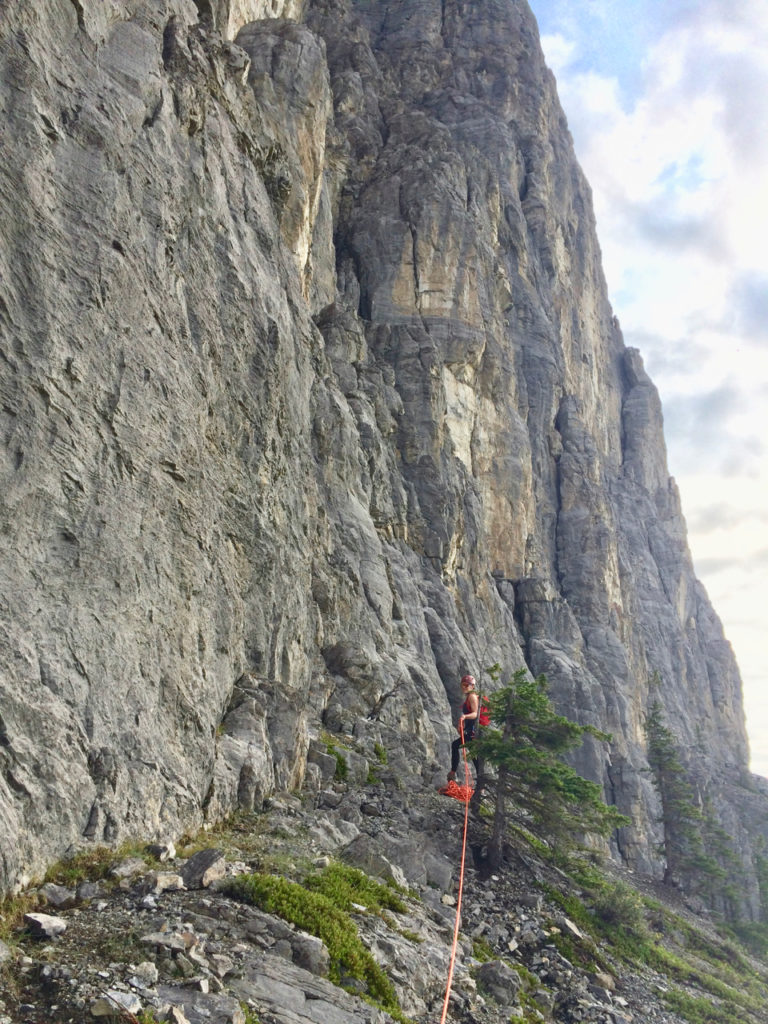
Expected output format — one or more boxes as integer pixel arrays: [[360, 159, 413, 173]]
[[0, 0, 761, 907]]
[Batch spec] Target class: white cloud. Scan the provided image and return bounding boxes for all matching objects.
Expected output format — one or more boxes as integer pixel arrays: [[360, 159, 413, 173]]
[[539, 31, 577, 77], [728, 274, 768, 341]]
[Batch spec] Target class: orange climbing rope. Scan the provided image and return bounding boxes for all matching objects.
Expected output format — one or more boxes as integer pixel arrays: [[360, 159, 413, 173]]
[[438, 722, 472, 1024]]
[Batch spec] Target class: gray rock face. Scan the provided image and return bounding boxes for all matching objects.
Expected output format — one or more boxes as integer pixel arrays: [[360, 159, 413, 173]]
[[476, 960, 522, 1006], [230, 954, 390, 1024], [0, 0, 762, 909]]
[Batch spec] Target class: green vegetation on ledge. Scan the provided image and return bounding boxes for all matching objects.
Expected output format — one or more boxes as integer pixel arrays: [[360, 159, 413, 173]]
[[224, 862, 410, 1022], [536, 856, 768, 1024], [304, 861, 407, 913]]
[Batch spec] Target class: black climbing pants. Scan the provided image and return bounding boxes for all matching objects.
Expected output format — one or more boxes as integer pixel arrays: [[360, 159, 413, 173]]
[[451, 732, 478, 774]]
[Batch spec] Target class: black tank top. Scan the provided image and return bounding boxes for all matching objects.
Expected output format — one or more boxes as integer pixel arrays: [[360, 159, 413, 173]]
[[462, 695, 477, 739]]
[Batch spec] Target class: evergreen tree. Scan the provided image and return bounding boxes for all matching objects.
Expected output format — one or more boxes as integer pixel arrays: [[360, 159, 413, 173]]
[[644, 698, 744, 910], [698, 798, 743, 914], [644, 699, 703, 884], [472, 667, 629, 868], [643, 696, 745, 913]]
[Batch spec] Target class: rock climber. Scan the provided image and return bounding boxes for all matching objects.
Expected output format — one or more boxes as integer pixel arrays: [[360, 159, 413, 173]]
[[447, 673, 479, 782]]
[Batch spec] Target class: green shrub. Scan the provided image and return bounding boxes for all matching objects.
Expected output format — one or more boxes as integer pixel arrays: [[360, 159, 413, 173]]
[[225, 872, 400, 1013], [591, 881, 647, 936], [472, 936, 495, 961], [239, 1005, 260, 1024], [513, 963, 548, 1021], [305, 861, 407, 914], [326, 743, 349, 782], [567, 859, 610, 891]]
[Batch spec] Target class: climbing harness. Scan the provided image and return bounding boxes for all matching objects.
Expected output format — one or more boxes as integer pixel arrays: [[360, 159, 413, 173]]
[[438, 721, 473, 1024]]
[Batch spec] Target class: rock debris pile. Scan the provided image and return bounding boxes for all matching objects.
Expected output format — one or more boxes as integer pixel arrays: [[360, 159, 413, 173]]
[[1, 776, 712, 1024]]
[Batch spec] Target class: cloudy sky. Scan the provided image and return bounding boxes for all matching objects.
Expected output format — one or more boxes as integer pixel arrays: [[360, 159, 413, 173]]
[[527, 0, 768, 775]]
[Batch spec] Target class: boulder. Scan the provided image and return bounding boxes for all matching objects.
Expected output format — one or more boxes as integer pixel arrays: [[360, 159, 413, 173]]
[[24, 913, 67, 939], [476, 960, 522, 1006], [181, 850, 227, 890]]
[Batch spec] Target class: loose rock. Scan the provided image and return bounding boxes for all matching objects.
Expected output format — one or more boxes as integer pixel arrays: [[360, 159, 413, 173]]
[[23, 913, 67, 939]]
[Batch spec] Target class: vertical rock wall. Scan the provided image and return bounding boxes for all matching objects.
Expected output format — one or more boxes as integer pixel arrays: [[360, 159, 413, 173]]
[[0, 0, 761, 909], [302, 0, 753, 880]]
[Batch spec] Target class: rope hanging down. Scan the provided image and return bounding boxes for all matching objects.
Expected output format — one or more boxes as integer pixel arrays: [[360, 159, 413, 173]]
[[438, 721, 473, 1024]]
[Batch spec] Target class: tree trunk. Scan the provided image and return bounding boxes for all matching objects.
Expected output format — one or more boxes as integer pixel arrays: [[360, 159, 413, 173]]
[[487, 765, 508, 869]]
